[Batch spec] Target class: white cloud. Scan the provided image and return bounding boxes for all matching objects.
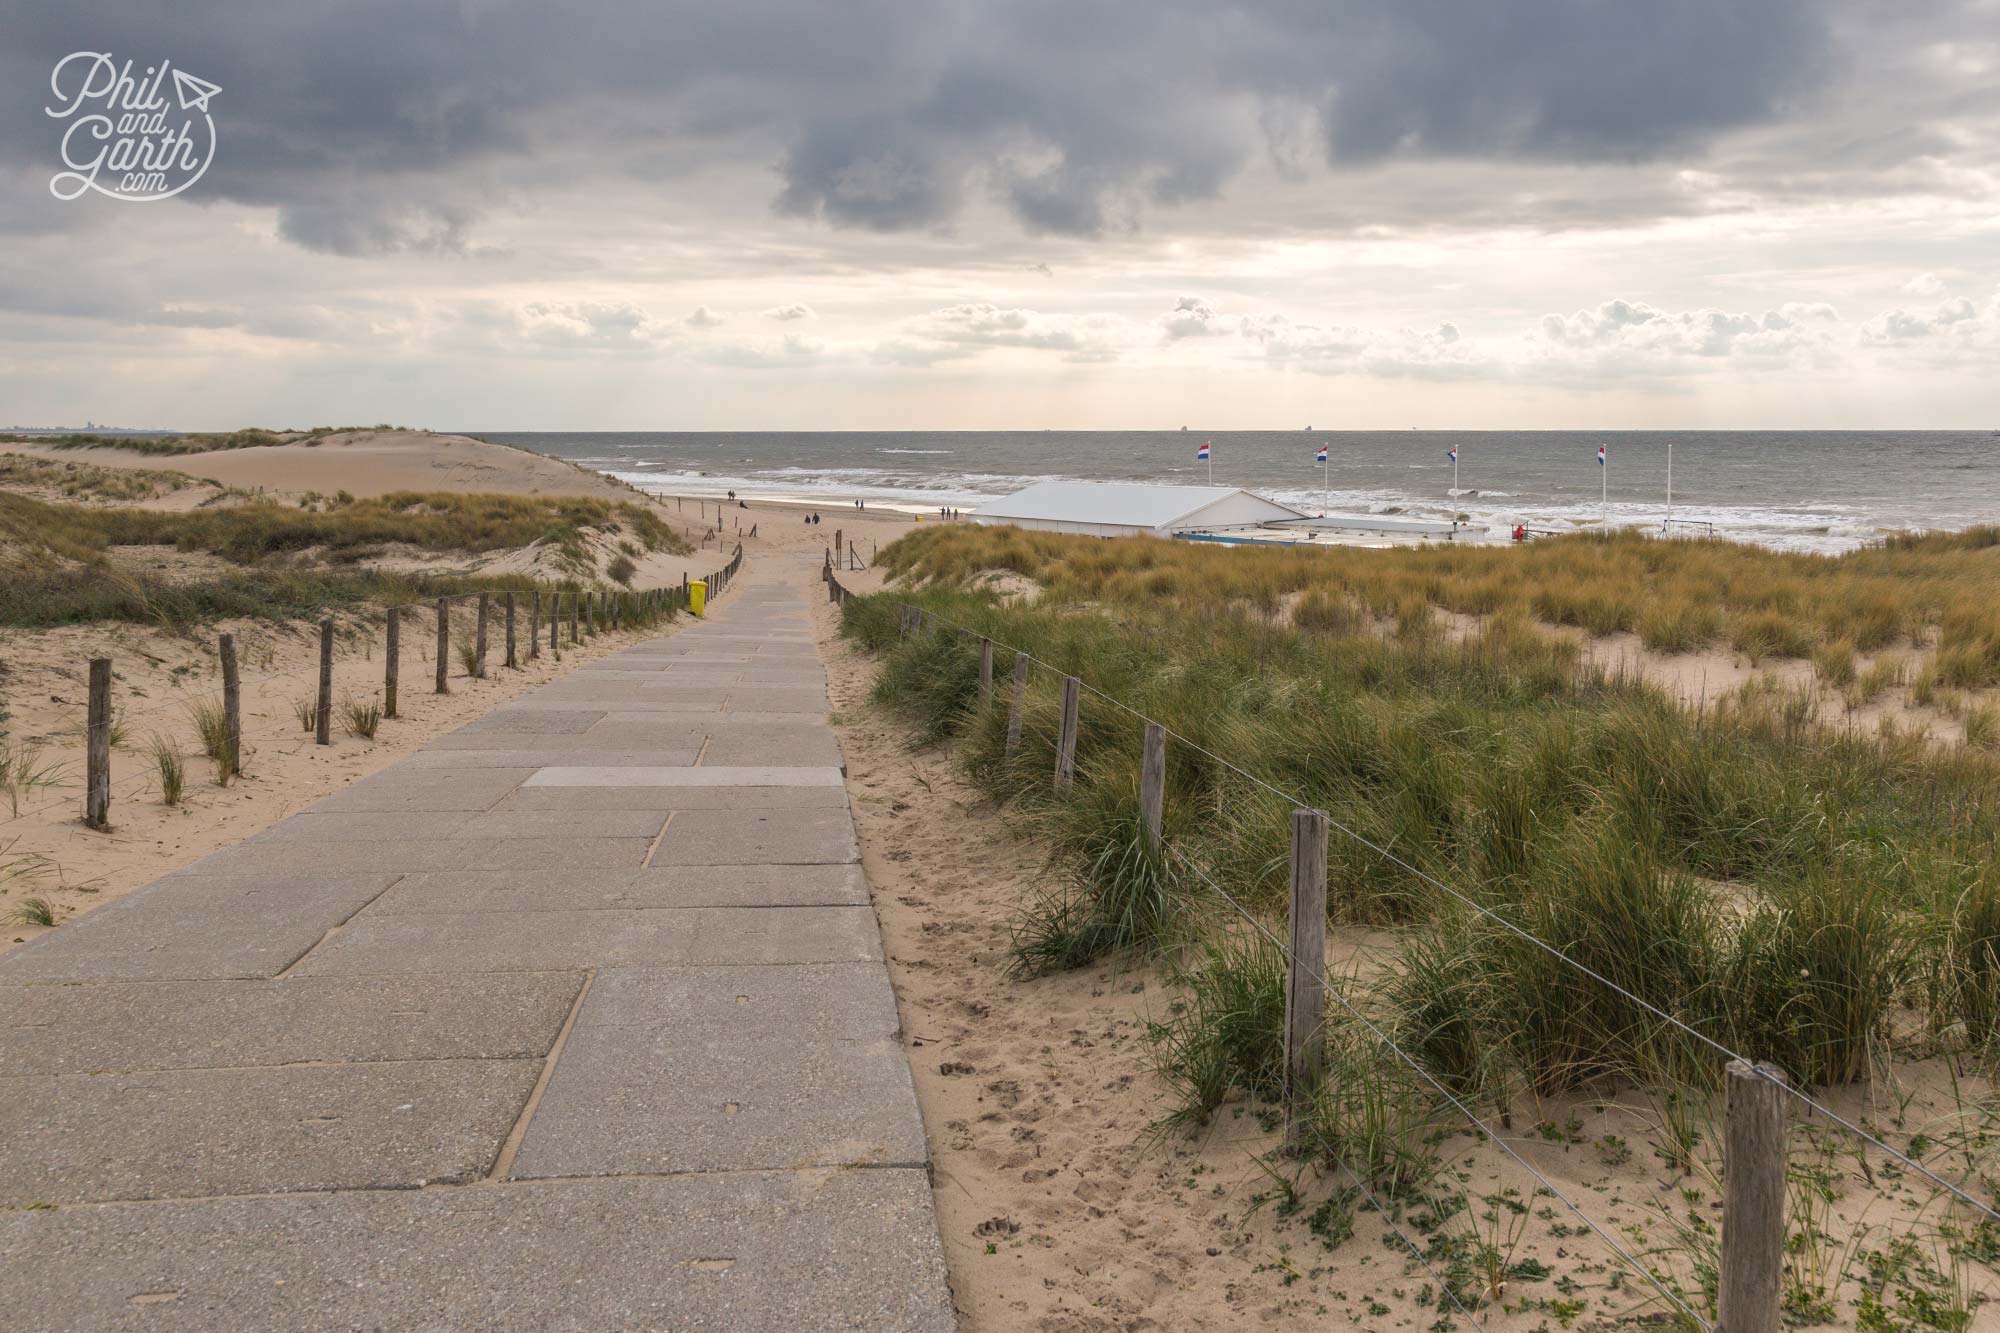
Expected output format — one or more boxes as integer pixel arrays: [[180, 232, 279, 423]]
[[1858, 289, 1999, 365], [1530, 298, 1841, 369], [1902, 272, 1947, 297], [509, 302, 671, 351], [1160, 296, 1224, 339], [1240, 315, 1480, 378], [692, 332, 825, 368], [685, 305, 726, 328], [902, 303, 1138, 362], [762, 303, 817, 322]]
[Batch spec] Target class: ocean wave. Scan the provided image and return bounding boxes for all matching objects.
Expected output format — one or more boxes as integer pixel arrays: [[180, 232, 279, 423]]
[[548, 439, 1977, 557]]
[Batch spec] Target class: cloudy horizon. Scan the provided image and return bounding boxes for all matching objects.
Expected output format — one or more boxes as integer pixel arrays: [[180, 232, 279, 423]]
[[1, 1, 1995, 431]]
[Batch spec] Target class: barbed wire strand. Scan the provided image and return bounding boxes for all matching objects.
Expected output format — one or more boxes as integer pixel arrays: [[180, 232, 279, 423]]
[[880, 597, 2000, 1230]]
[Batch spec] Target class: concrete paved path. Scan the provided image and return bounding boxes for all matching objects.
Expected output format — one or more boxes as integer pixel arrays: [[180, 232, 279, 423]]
[[0, 567, 953, 1330]]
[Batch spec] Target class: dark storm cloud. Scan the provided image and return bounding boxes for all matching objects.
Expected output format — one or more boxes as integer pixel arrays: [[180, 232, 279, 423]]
[[0, 0, 1903, 248]]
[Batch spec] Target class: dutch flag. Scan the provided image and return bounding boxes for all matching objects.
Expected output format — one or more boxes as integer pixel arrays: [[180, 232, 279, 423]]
[[1197, 442, 1211, 461], [1447, 447, 1458, 463], [1597, 445, 1606, 466], [1315, 446, 1328, 463]]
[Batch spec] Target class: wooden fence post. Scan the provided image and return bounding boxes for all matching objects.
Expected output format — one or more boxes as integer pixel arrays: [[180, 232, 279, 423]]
[[1141, 723, 1167, 855], [84, 657, 111, 829], [1055, 675, 1081, 788], [220, 633, 242, 777], [475, 593, 490, 679], [529, 589, 541, 660], [316, 618, 334, 745], [505, 591, 517, 668], [1284, 807, 1329, 1146], [551, 591, 561, 658], [978, 638, 994, 707], [1719, 1060, 1788, 1333], [570, 591, 579, 644], [435, 597, 450, 694], [1005, 653, 1030, 755], [383, 609, 400, 718]]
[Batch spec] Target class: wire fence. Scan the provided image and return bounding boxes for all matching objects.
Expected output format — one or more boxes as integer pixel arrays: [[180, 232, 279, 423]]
[[2, 545, 745, 834], [827, 567, 2000, 1327]]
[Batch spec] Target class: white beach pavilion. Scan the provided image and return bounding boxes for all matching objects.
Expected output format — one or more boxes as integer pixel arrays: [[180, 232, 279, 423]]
[[970, 481, 1308, 538]]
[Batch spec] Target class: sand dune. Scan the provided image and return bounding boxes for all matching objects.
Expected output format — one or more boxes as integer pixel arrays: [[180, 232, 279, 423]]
[[7, 429, 641, 504]]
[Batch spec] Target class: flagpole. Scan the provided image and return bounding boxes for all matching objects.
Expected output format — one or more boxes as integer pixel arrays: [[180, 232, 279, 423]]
[[1602, 447, 1608, 524], [1322, 455, 1328, 514], [1452, 453, 1459, 496], [1666, 440, 1673, 532]]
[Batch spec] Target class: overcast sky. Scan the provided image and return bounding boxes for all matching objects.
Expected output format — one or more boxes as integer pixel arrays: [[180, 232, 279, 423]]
[[1, 1, 1995, 430]]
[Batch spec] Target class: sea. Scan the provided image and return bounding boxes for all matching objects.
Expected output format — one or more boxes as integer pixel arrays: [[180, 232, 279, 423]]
[[481, 431, 2000, 555]]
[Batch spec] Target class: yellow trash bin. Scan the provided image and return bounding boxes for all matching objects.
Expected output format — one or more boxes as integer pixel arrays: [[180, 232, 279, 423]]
[[689, 580, 707, 617]]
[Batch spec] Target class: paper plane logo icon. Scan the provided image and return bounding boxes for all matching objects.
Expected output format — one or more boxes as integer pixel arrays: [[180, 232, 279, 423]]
[[171, 68, 221, 113]]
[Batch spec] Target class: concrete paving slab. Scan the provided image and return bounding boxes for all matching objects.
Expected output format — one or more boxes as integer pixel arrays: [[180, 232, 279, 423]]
[[578, 961, 895, 1034], [0, 916, 334, 982], [260, 810, 669, 842], [250, 812, 479, 842], [646, 670, 747, 686], [683, 905, 884, 965], [523, 676, 722, 695], [401, 747, 701, 768], [720, 688, 829, 714], [454, 710, 606, 734], [494, 784, 852, 811], [509, 1027, 925, 1177], [523, 765, 843, 787], [291, 912, 693, 974], [621, 864, 871, 908], [106, 869, 399, 921], [306, 768, 532, 812], [650, 808, 858, 865], [742, 669, 829, 685], [0, 1058, 538, 1205], [0, 1171, 954, 1331], [198, 838, 653, 875], [0, 973, 582, 1074], [698, 726, 844, 768], [577, 720, 725, 747], [295, 906, 882, 974], [456, 809, 671, 840], [482, 697, 725, 713], [615, 650, 754, 662], [424, 729, 707, 752], [369, 864, 867, 914]]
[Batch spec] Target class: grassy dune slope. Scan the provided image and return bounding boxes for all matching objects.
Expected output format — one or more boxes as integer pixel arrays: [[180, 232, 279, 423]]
[[848, 523, 2000, 1322], [0, 489, 689, 628]]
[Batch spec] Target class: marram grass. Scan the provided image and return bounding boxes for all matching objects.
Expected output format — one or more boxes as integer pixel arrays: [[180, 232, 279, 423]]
[[845, 526, 2000, 1126]]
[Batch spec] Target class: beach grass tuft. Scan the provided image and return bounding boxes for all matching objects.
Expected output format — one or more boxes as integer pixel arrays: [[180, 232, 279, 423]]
[[340, 696, 382, 740], [147, 735, 185, 805]]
